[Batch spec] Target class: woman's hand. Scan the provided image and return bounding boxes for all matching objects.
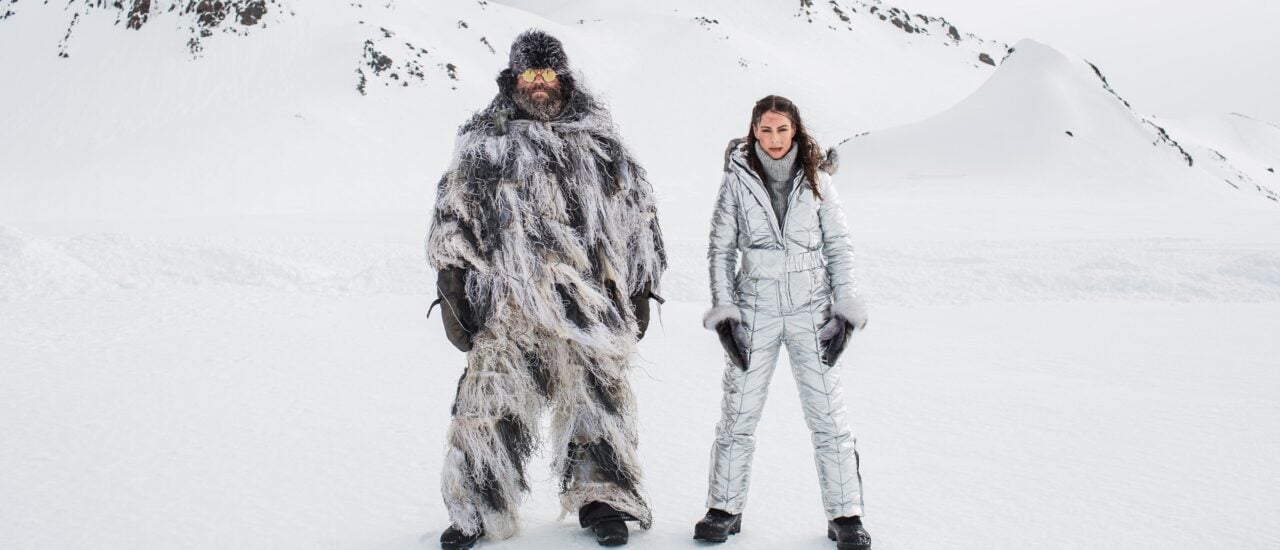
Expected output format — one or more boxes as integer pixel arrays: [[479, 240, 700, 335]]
[[819, 299, 868, 366], [818, 316, 853, 366], [716, 319, 751, 370]]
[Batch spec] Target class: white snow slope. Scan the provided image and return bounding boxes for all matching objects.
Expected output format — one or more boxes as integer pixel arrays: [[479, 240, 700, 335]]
[[2, 1, 1279, 549]]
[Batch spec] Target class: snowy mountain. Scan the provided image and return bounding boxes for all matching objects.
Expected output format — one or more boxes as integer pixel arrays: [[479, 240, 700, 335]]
[[838, 38, 1279, 244], [3, 0, 1273, 226], [0, 0, 1008, 222], [1159, 113, 1280, 203]]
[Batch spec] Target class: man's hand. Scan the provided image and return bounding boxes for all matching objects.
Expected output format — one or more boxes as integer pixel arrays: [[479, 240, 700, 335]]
[[629, 281, 664, 340], [434, 267, 478, 352]]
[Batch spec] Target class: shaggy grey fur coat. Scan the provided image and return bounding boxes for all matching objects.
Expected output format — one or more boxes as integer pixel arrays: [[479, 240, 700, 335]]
[[425, 49, 666, 538]]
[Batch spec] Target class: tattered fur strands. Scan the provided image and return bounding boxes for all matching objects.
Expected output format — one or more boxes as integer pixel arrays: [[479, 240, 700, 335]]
[[427, 64, 664, 538], [442, 314, 654, 537], [426, 87, 666, 350]]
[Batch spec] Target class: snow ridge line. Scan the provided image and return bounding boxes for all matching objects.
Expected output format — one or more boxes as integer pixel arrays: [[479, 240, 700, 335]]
[[4, 228, 1279, 304]]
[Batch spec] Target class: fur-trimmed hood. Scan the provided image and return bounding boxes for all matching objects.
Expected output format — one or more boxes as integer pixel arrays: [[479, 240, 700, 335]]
[[722, 137, 840, 176]]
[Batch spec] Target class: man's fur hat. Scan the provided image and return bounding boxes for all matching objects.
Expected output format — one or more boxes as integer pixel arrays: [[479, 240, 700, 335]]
[[507, 29, 570, 74], [496, 29, 577, 101]]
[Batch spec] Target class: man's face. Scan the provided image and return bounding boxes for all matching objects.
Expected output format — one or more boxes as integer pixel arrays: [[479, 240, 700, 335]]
[[512, 68, 565, 121], [515, 68, 560, 101]]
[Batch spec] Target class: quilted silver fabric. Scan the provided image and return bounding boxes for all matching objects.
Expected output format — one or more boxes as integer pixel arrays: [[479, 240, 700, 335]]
[[704, 141, 865, 519]]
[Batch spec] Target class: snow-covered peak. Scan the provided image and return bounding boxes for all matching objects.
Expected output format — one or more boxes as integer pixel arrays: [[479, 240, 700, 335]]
[[837, 39, 1277, 241], [845, 39, 1199, 184], [0, 0, 1007, 223]]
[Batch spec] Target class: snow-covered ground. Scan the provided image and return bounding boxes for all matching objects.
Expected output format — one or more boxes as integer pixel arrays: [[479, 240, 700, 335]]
[[3, 1, 1280, 549], [3, 206, 1279, 549], [4, 238, 1279, 549]]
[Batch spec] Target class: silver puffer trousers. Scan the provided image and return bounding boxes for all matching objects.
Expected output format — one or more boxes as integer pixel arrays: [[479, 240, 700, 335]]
[[701, 139, 867, 520]]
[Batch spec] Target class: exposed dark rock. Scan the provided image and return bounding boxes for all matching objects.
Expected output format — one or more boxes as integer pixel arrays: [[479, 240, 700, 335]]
[[362, 39, 392, 74], [190, 0, 229, 31], [890, 17, 916, 33], [1269, 168, 1275, 173], [406, 59, 424, 80], [236, 0, 265, 26], [357, 30, 439, 94], [948, 24, 960, 41], [829, 1, 850, 24], [978, 53, 995, 66], [38, 0, 278, 56], [126, 0, 150, 30], [1065, 131, 1074, 137], [1084, 59, 1194, 167], [57, 12, 80, 58]]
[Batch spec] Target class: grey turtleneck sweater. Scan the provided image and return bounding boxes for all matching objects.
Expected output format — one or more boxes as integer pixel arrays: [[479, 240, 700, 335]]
[[755, 142, 800, 227]]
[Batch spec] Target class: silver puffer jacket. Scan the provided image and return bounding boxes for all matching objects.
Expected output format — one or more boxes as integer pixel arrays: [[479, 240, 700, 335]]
[[705, 140, 859, 315], [701, 139, 867, 520]]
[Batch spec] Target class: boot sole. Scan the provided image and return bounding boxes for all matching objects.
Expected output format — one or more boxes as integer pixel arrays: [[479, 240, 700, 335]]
[[597, 535, 628, 547], [592, 524, 629, 547], [693, 519, 741, 543], [441, 538, 480, 550]]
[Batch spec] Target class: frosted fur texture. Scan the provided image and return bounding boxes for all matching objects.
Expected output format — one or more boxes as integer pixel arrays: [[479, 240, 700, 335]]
[[426, 31, 665, 539], [702, 304, 742, 330], [827, 297, 869, 333]]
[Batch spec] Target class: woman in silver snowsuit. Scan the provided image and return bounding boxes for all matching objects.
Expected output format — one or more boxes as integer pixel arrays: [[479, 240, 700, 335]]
[[693, 96, 872, 550]]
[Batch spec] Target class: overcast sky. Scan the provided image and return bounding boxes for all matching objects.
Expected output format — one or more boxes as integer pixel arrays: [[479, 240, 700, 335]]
[[886, 0, 1280, 124]]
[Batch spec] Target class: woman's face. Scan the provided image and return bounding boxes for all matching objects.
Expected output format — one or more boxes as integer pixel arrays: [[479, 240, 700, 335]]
[[753, 111, 795, 160]]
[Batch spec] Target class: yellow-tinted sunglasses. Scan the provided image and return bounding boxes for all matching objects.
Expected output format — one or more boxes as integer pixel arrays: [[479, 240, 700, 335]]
[[519, 68, 558, 83]]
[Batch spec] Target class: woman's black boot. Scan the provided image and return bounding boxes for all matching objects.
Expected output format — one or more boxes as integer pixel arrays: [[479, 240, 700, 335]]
[[826, 516, 872, 550], [693, 508, 742, 543]]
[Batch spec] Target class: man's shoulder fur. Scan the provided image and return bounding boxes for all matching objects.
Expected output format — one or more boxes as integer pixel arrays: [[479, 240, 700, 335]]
[[455, 80, 612, 140]]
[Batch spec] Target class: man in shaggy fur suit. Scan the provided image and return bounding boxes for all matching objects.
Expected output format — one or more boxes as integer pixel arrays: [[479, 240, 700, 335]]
[[425, 29, 666, 549]]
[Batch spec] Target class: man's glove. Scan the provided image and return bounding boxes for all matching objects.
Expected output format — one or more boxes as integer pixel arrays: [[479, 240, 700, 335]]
[[428, 267, 479, 352], [629, 281, 665, 340], [716, 319, 751, 370]]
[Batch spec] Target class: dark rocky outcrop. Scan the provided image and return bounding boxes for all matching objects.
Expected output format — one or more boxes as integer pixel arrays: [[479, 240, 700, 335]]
[[30, 1, 282, 56], [126, 0, 150, 30], [1085, 60, 1194, 167]]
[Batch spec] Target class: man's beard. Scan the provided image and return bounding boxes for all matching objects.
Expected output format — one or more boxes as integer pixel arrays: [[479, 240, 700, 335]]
[[513, 85, 566, 121]]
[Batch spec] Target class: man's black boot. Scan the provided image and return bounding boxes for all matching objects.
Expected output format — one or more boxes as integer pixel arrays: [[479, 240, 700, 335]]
[[440, 523, 483, 550], [580, 501, 635, 547], [693, 508, 742, 543], [592, 519, 629, 546], [826, 516, 872, 550]]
